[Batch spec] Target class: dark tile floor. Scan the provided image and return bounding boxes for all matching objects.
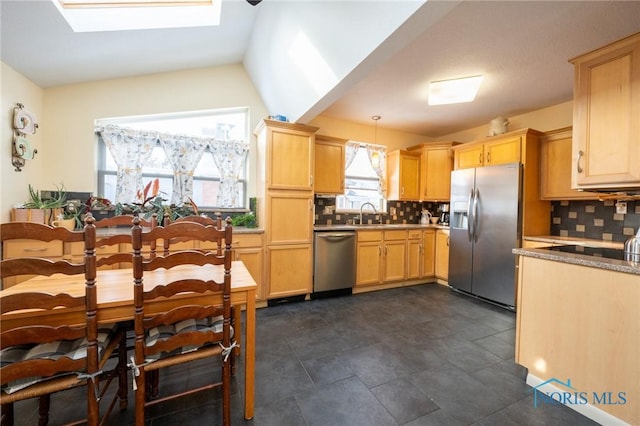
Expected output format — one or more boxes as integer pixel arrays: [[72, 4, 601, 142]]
[[12, 283, 598, 425]]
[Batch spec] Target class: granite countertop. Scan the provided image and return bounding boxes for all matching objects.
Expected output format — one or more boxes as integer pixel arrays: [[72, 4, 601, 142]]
[[96, 226, 264, 236], [314, 224, 449, 231], [514, 238, 639, 275]]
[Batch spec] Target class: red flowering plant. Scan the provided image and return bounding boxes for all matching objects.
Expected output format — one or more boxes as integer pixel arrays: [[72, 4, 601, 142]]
[[114, 179, 197, 224]]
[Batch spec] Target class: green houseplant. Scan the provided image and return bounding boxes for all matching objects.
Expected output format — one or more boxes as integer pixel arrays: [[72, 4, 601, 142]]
[[11, 184, 67, 224]]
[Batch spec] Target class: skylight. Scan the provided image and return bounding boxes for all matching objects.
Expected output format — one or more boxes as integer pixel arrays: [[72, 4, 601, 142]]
[[52, 0, 221, 32], [428, 75, 483, 106]]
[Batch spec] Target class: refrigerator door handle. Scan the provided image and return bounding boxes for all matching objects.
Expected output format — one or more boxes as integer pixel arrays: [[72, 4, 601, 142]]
[[467, 189, 474, 241], [473, 189, 480, 242]]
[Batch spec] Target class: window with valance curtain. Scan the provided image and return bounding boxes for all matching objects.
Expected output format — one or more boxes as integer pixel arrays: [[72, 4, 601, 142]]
[[95, 109, 249, 209]]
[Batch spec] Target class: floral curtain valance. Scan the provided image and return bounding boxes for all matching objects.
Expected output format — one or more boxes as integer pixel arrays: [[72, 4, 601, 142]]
[[95, 124, 248, 207], [96, 125, 157, 204], [208, 139, 249, 208]]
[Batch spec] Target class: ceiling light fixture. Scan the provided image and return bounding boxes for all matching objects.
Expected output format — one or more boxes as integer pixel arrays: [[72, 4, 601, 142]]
[[371, 116, 381, 167], [52, 0, 220, 32], [428, 75, 483, 106]]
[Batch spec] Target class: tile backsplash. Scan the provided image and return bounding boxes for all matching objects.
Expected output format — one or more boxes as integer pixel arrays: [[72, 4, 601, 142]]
[[314, 197, 446, 226], [550, 200, 640, 243]]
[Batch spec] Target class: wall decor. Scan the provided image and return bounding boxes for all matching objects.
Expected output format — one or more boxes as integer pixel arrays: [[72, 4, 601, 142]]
[[12, 103, 39, 171]]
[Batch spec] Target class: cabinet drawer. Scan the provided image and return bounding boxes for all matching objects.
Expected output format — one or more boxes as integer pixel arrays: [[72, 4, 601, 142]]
[[3, 240, 63, 258], [67, 241, 120, 256], [383, 230, 407, 241], [357, 231, 382, 242], [407, 230, 422, 240], [199, 233, 263, 250]]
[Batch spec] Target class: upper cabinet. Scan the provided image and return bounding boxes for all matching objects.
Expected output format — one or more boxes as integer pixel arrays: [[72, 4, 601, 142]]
[[387, 149, 421, 201], [570, 32, 640, 190], [255, 119, 316, 191], [540, 127, 598, 200], [453, 133, 524, 170], [407, 141, 460, 201], [314, 135, 346, 195]]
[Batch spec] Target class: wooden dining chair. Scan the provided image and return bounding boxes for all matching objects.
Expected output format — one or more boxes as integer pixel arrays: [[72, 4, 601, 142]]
[[93, 213, 157, 269], [130, 216, 234, 426], [0, 215, 127, 426]]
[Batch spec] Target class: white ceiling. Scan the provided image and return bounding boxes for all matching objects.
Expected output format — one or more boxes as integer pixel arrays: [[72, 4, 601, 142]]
[[2, 1, 640, 138]]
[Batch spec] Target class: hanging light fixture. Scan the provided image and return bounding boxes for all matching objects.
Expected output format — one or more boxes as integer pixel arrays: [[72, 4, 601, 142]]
[[371, 115, 381, 167]]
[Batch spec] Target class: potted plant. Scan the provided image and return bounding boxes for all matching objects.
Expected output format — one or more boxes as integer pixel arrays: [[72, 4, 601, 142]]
[[11, 184, 67, 224]]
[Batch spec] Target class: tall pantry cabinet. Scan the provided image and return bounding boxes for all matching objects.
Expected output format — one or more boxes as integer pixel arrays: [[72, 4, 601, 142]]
[[254, 119, 319, 300]]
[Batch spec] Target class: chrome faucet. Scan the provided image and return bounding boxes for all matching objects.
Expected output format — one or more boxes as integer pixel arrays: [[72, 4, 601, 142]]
[[360, 202, 377, 225]]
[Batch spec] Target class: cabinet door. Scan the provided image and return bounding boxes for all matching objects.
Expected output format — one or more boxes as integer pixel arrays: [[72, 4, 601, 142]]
[[266, 192, 313, 245], [484, 136, 521, 166], [314, 140, 345, 194], [435, 231, 449, 281], [572, 34, 640, 188], [406, 238, 422, 280], [268, 127, 314, 190], [423, 147, 453, 201], [387, 150, 420, 200], [540, 129, 597, 200], [383, 239, 406, 282], [267, 244, 312, 298], [454, 144, 484, 169], [422, 229, 436, 278], [400, 154, 421, 200], [235, 248, 264, 301], [356, 241, 382, 286]]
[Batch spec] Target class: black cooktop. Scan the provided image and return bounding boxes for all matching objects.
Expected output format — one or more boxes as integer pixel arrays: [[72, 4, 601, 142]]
[[546, 245, 626, 261]]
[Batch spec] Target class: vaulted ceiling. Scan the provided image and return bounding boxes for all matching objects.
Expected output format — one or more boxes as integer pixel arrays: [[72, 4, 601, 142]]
[[2, 1, 640, 137]]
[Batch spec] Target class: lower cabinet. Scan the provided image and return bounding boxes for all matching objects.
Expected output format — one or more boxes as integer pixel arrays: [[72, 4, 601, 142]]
[[407, 229, 436, 280], [435, 229, 450, 281], [2, 239, 64, 288], [355, 230, 407, 286], [266, 244, 312, 298]]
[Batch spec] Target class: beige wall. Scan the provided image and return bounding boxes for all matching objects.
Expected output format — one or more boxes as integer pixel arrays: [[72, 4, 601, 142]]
[[439, 101, 574, 143], [1, 64, 268, 222], [308, 115, 430, 151], [1, 62, 46, 222]]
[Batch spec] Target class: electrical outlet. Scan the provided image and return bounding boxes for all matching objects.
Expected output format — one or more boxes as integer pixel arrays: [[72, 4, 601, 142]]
[[616, 201, 627, 215]]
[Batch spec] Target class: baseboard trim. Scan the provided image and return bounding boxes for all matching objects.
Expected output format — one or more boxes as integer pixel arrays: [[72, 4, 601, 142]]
[[526, 374, 631, 426]]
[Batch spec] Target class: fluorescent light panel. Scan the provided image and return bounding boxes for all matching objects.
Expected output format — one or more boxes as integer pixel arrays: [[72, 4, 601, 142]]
[[428, 75, 483, 106], [53, 0, 220, 32]]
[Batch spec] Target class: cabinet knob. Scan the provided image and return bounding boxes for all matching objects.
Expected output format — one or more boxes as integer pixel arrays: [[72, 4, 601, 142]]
[[487, 152, 491, 163]]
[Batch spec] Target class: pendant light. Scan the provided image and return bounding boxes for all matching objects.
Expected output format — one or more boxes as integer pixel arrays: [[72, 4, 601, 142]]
[[371, 115, 381, 167]]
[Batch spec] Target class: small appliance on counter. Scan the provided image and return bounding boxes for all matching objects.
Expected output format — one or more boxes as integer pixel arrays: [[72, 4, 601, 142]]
[[624, 227, 640, 263], [438, 203, 449, 226], [420, 209, 432, 225]]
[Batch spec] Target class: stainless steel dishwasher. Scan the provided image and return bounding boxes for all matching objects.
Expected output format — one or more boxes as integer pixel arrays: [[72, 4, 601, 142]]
[[313, 231, 356, 296]]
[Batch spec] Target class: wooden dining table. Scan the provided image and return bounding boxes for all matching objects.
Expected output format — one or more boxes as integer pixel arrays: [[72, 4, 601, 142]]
[[0, 260, 257, 420]]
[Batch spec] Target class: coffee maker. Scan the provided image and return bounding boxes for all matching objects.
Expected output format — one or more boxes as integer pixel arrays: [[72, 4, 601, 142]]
[[438, 203, 450, 225]]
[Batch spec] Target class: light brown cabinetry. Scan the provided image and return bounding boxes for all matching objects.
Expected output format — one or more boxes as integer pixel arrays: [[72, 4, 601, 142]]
[[453, 128, 550, 237], [2, 240, 64, 288], [355, 230, 407, 286], [314, 135, 346, 194], [435, 229, 449, 281], [540, 127, 597, 200], [387, 150, 421, 201], [407, 229, 436, 280], [453, 135, 522, 169], [255, 119, 318, 300], [570, 32, 640, 190], [407, 142, 460, 201]]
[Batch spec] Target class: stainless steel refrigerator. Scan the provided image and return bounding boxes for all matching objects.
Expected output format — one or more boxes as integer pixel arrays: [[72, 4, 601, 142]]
[[448, 163, 522, 309]]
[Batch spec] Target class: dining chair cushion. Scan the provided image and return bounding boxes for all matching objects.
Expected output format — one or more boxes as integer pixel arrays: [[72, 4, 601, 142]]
[[144, 315, 234, 362], [1, 323, 119, 394]]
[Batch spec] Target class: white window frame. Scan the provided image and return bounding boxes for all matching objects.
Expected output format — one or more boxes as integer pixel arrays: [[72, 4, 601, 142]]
[[96, 108, 249, 210], [336, 143, 387, 213]]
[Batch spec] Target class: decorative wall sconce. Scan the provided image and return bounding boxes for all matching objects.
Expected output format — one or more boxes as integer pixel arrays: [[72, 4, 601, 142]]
[[12, 103, 38, 171]]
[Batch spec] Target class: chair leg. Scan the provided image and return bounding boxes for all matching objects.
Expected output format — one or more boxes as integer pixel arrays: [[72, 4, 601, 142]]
[[222, 358, 231, 426], [38, 395, 50, 426], [134, 369, 146, 426], [1, 403, 15, 426], [145, 370, 159, 399], [118, 333, 129, 410], [87, 378, 99, 426]]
